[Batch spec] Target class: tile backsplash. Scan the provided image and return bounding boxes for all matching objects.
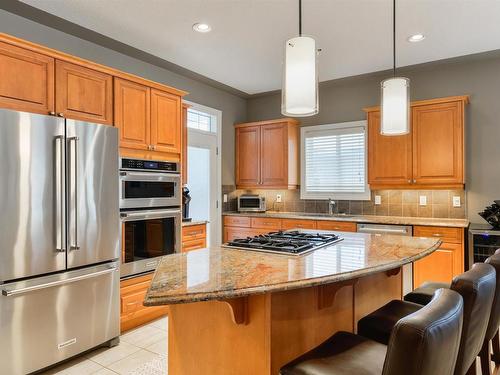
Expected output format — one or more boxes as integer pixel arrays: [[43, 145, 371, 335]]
[[222, 185, 466, 219]]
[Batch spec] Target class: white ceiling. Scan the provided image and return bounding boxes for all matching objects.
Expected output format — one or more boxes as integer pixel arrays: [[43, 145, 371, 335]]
[[20, 0, 500, 95]]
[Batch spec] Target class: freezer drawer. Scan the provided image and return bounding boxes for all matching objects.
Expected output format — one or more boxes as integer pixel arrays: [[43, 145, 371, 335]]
[[0, 262, 120, 375]]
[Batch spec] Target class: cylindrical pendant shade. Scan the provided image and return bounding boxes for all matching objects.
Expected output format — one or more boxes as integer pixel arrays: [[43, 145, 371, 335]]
[[380, 77, 410, 135], [282, 36, 318, 117]]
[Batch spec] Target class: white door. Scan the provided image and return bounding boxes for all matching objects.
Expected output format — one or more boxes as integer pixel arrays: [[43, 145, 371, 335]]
[[186, 103, 221, 246]]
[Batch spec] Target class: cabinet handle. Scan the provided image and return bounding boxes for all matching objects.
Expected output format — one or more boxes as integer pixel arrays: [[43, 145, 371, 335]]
[[152, 145, 156, 151], [58, 113, 64, 117], [413, 179, 417, 183], [407, 179, 411, 183], [49, 111, 56, 116], [432, 233, 443, 237]]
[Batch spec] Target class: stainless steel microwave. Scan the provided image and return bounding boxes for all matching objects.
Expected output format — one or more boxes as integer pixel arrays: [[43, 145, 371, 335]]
[[237, 194, 266, 213]]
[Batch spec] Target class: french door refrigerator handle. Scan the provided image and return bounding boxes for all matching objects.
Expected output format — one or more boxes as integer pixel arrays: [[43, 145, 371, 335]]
[[68, 136, 80, 251], [55, 135, 65, 252], [1, 265, 118, 297]]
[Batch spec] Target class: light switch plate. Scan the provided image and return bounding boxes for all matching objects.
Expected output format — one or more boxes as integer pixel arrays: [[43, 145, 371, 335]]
[[453, 196, 461, 207], [374, 195, 382, 205], [223, 194, 228, 203], [419, 196, 427, 206], [276, 194, 282, 203]]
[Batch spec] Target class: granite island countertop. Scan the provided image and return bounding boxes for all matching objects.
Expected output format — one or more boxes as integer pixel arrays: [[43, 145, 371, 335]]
[[144, 232, 441, 306], [223, 211, 469, 228]]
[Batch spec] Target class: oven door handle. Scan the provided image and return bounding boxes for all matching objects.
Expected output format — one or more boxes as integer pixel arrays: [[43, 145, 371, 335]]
[[120, 170, 180, 181], [120, 209, 182, 221]]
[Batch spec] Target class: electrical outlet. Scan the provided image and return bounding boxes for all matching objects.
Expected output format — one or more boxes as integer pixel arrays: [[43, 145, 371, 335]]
[[374, 195, 382, 205], [419, 196, 427, 206], [223, 194, 228, 203], [453, 196, 461, 207], [276, 194, 282, 203]]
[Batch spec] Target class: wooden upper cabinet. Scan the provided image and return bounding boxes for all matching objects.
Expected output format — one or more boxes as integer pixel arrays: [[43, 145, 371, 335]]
[[235, 125, 261, 187], [114, 78, 150, 151], [365, 96, 468, 189], [368, 111, 412, 186], [0, 41, 54, 114], [412, 101, 464, 185], [55, 60, 113, 124], [150, 89, 181, 154], [181, 103, 189, 185], [235, 119, 299, 189], [261, 123, 289, 187]]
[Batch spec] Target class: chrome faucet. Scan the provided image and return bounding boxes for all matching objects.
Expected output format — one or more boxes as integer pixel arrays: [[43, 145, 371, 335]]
[[328, 198, 336, 215]]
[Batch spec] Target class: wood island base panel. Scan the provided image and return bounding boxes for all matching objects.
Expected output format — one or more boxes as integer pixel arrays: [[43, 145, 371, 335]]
[[144, 232, 440, 375]]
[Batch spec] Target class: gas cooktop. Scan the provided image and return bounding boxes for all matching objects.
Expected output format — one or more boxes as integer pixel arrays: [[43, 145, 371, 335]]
[[224, 230, 343, 255]]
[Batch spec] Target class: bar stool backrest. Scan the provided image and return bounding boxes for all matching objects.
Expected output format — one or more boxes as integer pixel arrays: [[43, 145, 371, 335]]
[[382, 288, 463, 375], [484, 249, 500, 342]]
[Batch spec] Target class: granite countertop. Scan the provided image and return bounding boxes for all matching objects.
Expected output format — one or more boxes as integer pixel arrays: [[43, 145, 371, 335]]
[[223, 211, 469, 228], [182, 220, 208, 227], [144, 232, 441, 306]]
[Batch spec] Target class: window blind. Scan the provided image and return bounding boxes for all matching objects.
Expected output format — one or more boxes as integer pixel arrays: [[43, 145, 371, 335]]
[[302, 124, 367, 197]]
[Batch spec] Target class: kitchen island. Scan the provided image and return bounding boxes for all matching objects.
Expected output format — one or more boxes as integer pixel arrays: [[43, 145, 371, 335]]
[[144, 232, 441, 375]]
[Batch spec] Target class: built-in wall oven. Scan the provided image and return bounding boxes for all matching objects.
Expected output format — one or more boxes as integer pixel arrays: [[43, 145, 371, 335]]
[[119, 158, 182, 278]]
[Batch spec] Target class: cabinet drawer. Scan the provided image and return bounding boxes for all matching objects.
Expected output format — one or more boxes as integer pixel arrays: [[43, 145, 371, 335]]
[[251, 217, 282, 230], [224, 227, 268, 242], [316, 221, 357, 232], [182, 238, 206, 252], [121, 289, 147, 316], [413, 226, 463, 244], [224, 216, 251, 228], [281, 219, 316, 230], [182, 224, 206, 241]]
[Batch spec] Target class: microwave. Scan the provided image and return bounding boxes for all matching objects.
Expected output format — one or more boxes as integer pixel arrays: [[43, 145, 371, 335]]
[[238, 194, 266, 213]]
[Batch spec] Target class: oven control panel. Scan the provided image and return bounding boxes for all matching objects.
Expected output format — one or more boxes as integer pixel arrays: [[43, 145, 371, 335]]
[[121, 158, 178, 172]]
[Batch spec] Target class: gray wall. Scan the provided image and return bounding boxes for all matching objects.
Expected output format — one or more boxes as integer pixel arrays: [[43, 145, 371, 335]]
[[0, 9, 246, 185], [247, 54, 500, 223]]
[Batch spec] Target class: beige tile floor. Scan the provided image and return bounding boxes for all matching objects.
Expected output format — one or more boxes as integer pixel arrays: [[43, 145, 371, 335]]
[[41, 317, 168, 375]]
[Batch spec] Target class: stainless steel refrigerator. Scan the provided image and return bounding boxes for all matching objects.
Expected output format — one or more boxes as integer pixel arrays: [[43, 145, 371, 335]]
[[0, 109, 120, 374]]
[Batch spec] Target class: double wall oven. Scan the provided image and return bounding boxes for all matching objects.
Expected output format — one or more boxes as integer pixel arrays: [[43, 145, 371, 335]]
[[120, 158, 182, 278]]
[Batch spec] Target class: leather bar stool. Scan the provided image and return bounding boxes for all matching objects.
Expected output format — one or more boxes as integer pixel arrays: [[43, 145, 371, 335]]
[[404, 250, 500, 375], [357, 263, 496, 375], [280, 288, 463, 375]]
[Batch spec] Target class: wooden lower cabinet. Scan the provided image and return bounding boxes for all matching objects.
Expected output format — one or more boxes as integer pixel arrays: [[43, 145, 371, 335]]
[[223, 215, 357, 242], [182, 223, 207, 252], [316, 220, 357, 232], [413, 225, 464, 288], [120, 273, 168, 332]]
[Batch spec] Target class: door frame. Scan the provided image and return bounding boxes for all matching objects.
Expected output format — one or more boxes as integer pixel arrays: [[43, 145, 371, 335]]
[[184, 100, 222, 246]]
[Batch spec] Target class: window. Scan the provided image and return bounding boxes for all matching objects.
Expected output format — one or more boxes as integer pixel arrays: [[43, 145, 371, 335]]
[[300, 120, 369, 200], [187, 108, 217, 133]]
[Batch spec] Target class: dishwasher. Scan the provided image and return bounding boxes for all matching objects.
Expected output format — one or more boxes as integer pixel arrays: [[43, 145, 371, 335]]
[[357, 223, 414, 295]]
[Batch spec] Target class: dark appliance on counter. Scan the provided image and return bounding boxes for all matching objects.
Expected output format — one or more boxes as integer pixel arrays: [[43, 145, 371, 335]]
[[119, 158, 182, 278], [468, 223, 500, 267], [182, 186, 192, 222], [478, 200, 500, 229], [224, 230, 343, 255]]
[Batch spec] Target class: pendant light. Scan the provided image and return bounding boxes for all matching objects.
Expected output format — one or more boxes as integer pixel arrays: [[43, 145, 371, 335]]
[[281, 0, 319, 117], [380, 0, 410, 135]]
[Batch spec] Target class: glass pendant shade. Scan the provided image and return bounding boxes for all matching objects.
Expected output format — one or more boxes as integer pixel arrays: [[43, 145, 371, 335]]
[[380, 77, 410, 135], [281, 36, 318, 117]]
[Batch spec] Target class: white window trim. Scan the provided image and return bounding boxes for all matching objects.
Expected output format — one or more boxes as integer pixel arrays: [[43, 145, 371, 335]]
[[300, 120, 370, 201]]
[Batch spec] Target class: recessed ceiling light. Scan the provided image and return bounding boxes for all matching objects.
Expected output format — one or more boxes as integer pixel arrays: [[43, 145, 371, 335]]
[[192, 23, 211, 33], [407, 34, 425, 43]]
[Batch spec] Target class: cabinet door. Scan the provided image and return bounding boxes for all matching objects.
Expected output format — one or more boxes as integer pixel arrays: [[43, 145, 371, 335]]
[[261, 123, 288, 187], [182, 104, 189, 185], [114, 78, 150, 150], [316, 221, 357, 232], [0, 41, 54, 114], [412, 101, 464, 185], [55, 60, 113, 124], [367, 111, 412, 186], [151, 89, 181, 154], [235, 126, 261, 187], [413, 243, 462, 287]]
